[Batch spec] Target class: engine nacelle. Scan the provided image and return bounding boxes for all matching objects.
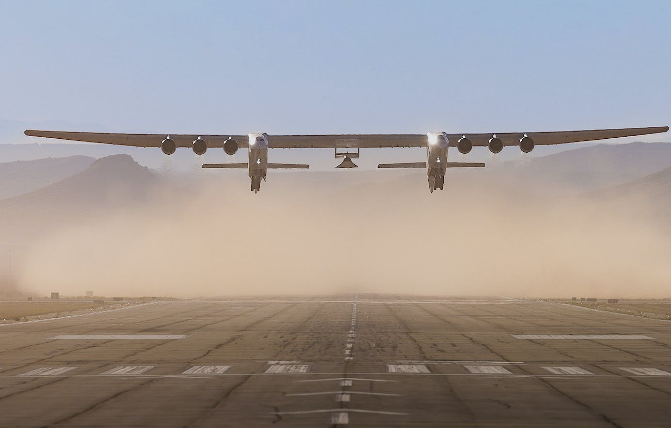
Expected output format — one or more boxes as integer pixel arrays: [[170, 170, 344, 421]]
[[457, 136, 472, 154], [519, 135, 535, 153], [223, 138, 239, 155], [488, 136, 503, 154], [161, 137, 176, 155], [192, 137, 207, 155]]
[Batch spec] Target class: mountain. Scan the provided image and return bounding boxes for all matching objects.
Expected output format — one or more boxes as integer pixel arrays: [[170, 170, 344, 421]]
[[479, 142, 671, 195], [0, 156, 95, 200], [0, 155, 162, 244], [592, 165, 671, 218]]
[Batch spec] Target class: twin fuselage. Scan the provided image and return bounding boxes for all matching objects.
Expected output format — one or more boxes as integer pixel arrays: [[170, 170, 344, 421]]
[[245, 132, 449, 193]]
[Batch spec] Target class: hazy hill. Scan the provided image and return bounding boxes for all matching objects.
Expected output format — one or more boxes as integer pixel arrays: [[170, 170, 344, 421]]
[[0, 156, 95, 200], [477, 142, 671, 195], [0, 155, 162, 244], [592, 165, 671, 223]]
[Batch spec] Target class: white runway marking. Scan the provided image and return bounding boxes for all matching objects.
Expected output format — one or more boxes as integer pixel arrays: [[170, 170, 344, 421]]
[[20, 367, 77, 376], [50, 334, 187, 340], [400, 360, 523, 365], [543, 367, 593, 375], [273, 408, 409, 416], [286, 391, 401, 397], [331, 412, 349, 424], [619, 367, 671, 376], [513, 334, 653, 340], [101, 366, 154, 375], [265, 364, 309, 374], [465, 365, 513, 374], [387, 364, 431, 374], [0, 302, 158, 328], [340, 380, 353, 386], [336, 393, 350, 402], [295, 377, 400, 383], [182, 366, 230, 375], [267, 361, 300, 364]]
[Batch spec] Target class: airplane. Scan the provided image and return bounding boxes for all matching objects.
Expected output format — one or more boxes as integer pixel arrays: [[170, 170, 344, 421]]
[[25, 126, 669, 193]]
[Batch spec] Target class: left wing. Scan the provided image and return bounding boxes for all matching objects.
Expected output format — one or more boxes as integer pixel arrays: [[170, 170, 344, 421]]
[[24, 126, 668, 148]]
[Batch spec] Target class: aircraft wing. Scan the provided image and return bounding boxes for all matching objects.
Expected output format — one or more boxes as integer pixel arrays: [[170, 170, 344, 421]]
[[24, 126, 668, 148]]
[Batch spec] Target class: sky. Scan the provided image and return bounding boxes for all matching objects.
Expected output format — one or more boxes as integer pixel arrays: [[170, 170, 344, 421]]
[[0, 0, 669, 137]]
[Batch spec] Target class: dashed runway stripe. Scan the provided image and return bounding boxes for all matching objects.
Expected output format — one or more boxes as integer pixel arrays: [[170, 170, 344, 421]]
[[336, 393, 350, 402], [465, 365, 512, 374], [620, 367, 671, 376], [387, 364, 431, 374], [543, 366, 593, 375], [182, 366, 231, 375], [101, 366, 154, 375], [265, 364, 310, 374], [20, 367, 77, 376], [331, 412, 349, 424], [513, 334, 653, 340]]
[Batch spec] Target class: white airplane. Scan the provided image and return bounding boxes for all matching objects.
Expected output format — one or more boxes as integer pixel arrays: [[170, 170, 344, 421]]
[[25, 126, 669, 193]]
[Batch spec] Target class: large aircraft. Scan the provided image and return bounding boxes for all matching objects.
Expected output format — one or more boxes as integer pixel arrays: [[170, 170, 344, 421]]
[[25, 126, 669, 193]]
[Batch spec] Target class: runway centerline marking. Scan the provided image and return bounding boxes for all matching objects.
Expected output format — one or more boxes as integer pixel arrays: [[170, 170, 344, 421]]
[[332, 412, 349, 424], [182, 366, 231, 375], [101, 366, 154, 375], [513, 334, 654, 340], [465, 365, 513, 374], [336, 393, 350, 402], [387, 364, 431, 374], [542, 366, 593, 375], [20, 367, 77, 376], [344, 302, 357, 361], [265, 364, 309, 374], [620, 367, 671, 376], [50, 334, 187, 340]]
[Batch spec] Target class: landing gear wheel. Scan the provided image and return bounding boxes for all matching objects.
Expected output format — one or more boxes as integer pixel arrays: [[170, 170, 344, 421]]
[[437, 175, 445, 190], [251, 176, 261, 193], [428, 176, 436, 193]]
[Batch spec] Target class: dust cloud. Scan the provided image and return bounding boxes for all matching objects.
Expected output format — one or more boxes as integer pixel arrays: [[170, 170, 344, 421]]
[[14, 171, 671, 298]]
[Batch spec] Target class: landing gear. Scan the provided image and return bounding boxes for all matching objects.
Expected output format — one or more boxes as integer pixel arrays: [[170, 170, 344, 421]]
[[251, 176, 261, 193], [428, 174, 445, 193]]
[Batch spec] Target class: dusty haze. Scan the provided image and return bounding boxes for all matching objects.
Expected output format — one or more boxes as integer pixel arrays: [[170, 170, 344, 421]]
[[13, 163, 671, 299]]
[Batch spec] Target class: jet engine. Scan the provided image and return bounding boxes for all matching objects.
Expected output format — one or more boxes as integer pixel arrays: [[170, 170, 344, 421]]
[[457, 136, 473, 154], [519, 135, 535, 153], [192, 137, 207, 155], [224, 138, 239, 155], [161, 137, 176, 155], [488, 136, 503, 154]]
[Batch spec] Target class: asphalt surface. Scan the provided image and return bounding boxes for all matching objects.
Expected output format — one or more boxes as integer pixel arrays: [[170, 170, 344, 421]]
[[0, 295, 670, 427]]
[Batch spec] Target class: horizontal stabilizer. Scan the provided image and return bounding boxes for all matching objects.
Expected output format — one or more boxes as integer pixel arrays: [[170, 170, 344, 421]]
[[445, 162, 485, 168], [378, 162, 426, 169], [202, 163, 248, 168], [268, 163, 309, 169]]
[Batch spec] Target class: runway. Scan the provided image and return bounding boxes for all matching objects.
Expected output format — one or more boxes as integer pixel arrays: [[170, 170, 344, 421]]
[[0, 295, 670, 427]]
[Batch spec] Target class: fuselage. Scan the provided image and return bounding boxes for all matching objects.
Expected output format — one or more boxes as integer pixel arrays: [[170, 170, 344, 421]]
[[248, 133, 269, 192]]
